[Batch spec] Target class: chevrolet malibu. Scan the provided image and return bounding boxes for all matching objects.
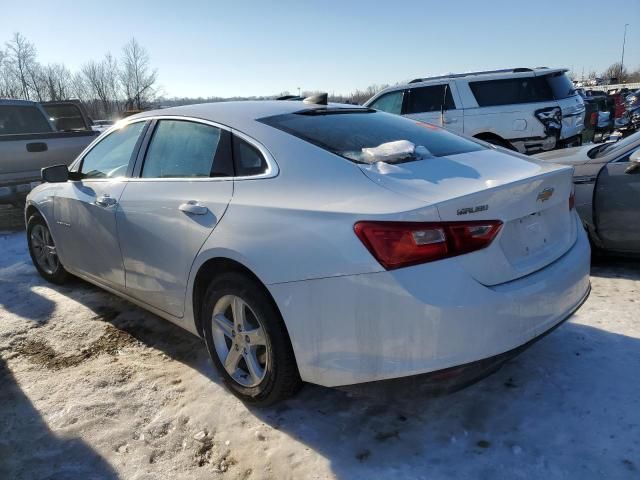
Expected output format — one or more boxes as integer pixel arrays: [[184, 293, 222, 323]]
[[25, 100, 591, 405]]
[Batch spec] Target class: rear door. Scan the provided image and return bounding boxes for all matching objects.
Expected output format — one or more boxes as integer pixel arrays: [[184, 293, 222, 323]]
[[116, 118, 234, 317], [53, 120, 148, 288], [594, 148, 640, 253], [403, 83, 463, 131]]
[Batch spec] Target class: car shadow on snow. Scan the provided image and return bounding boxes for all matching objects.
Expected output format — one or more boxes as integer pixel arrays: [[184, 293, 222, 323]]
[[45, 280, 640, 479], [5, 240, 640, 479], [246, 319, 640, 479], [0, 357, 119, 479], [0, 232, 56, 323]]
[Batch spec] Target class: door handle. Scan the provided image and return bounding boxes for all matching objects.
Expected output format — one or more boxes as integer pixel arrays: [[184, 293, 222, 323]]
[[95, 194, 118, 207], [26, 142, 48, 153], [179, 201, 209, 215], [443, 118, 458, 124]]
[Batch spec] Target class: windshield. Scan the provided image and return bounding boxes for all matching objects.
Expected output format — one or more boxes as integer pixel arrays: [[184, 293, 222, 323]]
[[588, 131, 640, 159], [259, 109, 484, 164], [544, 72, 576, 100]]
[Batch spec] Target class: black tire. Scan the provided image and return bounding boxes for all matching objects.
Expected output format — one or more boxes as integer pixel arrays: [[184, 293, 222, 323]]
[[27, 213, 69, 284], [201, 272, 301, 405]]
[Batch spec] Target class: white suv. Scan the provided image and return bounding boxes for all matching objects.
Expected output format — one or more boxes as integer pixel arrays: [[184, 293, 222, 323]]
[[364, 68, 585, 154]]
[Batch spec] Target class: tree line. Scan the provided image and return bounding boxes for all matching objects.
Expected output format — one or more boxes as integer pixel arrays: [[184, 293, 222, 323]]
[[2, 31, 638, 120], [0, 33, 158, 119]]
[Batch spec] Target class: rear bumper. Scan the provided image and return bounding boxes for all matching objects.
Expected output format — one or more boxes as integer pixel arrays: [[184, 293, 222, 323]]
[[270, 214, 591, 387]]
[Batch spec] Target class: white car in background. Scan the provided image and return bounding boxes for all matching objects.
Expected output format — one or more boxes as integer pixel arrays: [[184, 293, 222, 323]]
[[91, 119, 115, 133], [365, 67, 585, 154], [25, 99, 591, 404]]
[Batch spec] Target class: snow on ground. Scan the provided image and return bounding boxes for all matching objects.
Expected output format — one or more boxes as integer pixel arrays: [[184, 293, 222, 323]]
[[1, 208, 639, 479]]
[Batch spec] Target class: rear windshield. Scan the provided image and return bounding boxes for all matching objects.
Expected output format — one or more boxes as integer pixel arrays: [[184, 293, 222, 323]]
[[42, 104, 88, 131], [259, 109, 484, 164], [544, 72, 576, 100]]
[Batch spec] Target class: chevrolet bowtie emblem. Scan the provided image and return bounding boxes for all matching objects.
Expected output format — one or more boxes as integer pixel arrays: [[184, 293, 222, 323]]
[[537, 187, 554, 202]]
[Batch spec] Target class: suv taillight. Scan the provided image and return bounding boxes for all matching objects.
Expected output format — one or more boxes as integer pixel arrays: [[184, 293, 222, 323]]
[[569, 186, 576, 210], [354, 220, 503, 270]]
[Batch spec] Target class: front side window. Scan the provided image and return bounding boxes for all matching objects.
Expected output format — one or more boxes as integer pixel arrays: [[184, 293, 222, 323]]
[[80, 121, 146, 178], [470, 77, 553, 107], [260, 109, 484, 165], [368, 91, 404, 115], [406, 84, 455, 114], [141, 120, 227, 178], [0, 105, 52, 135]]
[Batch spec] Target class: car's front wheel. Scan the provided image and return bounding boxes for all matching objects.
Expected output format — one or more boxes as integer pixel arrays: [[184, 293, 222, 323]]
[[201, 272, 301, 405], [27, 213, 69, 284]]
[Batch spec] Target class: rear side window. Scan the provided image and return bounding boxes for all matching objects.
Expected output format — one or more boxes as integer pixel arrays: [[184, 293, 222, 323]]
[[368, 91, 404, 114], [259, 110, 484, 164], [544, 72, 576, 100], [233, 136, 268, 176], [470, 77, 553, 107], [81, 122, 146, 178], [141, 120, 231, 178], [406, 85, 455, 113], [0, 105, 52, 135]]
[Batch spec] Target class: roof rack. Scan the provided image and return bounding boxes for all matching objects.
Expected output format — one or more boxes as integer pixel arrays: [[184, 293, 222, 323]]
[[408, 67, 537, 84]]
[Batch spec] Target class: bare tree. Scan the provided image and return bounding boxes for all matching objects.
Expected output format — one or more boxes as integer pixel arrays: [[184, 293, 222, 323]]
[[120, 38, 157, 110], [603, 62, 628, 83], [43, 63, 73, 101], [0, 47, 22, 98], [5, 32, 39, 100]]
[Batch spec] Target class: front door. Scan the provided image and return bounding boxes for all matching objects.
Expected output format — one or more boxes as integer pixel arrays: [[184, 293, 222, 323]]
[[116, 119, 234, 317], [53, 121, 148, 287], [594, 149, 640, 253]]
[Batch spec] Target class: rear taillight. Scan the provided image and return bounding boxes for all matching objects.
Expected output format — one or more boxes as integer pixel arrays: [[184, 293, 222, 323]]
[[569, 187, 576, 210], [354, 220, 503, 270]]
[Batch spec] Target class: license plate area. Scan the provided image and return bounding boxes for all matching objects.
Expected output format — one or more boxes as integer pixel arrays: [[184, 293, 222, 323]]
[[513, 212, 550, 257], [499, 205, 569, 267]]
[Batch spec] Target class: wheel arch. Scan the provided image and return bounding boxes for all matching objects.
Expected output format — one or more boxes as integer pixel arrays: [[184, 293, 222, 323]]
[[25, 202, 40, 224], [191, 256, 289, 341], [473, 132, 515, 150]]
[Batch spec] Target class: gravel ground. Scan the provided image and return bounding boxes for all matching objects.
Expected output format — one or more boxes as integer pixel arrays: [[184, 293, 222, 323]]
[[1, 206, 639, 479]]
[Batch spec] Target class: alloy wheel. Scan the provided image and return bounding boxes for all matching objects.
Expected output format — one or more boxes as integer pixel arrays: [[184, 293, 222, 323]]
[[211, 294, 269, 387], [30, 224, 59, 275]]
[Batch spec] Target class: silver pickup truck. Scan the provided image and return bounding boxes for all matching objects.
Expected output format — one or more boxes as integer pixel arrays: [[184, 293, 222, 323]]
[[0, 99, 99, 206]]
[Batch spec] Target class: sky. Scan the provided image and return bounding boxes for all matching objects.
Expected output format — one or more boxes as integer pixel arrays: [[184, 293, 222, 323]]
[[2, 0, 639, 98]]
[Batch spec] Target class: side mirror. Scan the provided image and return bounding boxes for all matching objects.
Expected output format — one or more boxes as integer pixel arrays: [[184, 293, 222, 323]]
[[625, 149, 640, 174], [41, 164, 70, 183]]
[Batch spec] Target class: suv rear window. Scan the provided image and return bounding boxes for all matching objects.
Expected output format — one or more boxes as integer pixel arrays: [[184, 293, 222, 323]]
[[543, 72, 576, 100], [259, 109, 484, 164], [470, 77, 553, 107]]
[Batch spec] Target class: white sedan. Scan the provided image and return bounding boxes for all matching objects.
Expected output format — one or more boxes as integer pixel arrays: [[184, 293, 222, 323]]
[[25, 99, 591, 404]]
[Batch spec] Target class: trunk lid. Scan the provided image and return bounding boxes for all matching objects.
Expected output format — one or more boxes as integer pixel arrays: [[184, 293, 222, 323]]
[[360, 149, 577, 285]]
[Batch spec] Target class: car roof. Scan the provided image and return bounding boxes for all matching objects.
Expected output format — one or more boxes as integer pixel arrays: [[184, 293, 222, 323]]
[[128, 100, 357, 131], [0, 99, 39, 107], [367, 67, 568, 101]]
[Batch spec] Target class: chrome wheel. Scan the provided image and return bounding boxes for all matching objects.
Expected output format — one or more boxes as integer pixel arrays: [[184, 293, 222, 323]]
[[211, 294, 269, 387], [30, 224, 59, 275]]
